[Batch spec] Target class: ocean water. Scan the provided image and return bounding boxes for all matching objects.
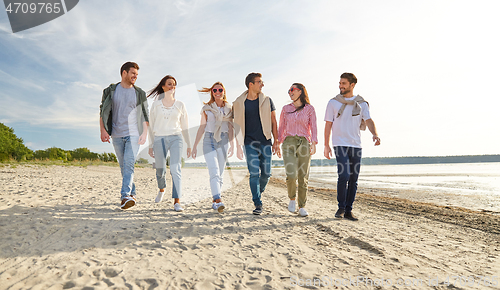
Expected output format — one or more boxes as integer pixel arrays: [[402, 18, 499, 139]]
[[272, 162, 500, 212]]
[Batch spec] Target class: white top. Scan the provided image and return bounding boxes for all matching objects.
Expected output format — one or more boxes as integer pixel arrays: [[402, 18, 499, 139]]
[[324, 96, 371, 148], [149, 99, 191, 148], [204, 107, 229, 133]]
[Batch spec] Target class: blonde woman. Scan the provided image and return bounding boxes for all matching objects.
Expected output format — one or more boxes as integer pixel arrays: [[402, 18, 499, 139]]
[[147, 75, 191, 212], [276, 83, 318, 217], [192, 82, 234, 213]]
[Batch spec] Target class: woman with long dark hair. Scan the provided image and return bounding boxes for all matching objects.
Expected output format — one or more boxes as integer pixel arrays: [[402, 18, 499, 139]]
[[192, 82, 234, 213], [276, 83, 318, 217], [147, 75, 191, 212]]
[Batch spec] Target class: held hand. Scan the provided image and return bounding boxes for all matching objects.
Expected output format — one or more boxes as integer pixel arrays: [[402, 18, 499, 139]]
[[186, 148, 192, 158], [148, 148, 154, 158], [272, 141, 280, 156], [274, 143, 281, 158], [236, 145, 244, 160], [373, 135, 381, 146], [191, 148, 197, 160], [227, 144, 234, 158], [138, 133, 147, 145], [100, 130, 110, 143], [324, 146, 332, 160], [310, 143, 317, 155]]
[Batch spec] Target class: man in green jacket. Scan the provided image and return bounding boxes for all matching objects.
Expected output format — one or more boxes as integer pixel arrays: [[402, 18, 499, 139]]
[[99, 62, 149, 209]]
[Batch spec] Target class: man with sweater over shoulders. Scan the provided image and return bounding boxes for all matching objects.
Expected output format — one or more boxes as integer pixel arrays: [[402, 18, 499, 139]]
[[233, 72, 279, 215], [324, 73, 380, 221], [99, 62, 149, 210]]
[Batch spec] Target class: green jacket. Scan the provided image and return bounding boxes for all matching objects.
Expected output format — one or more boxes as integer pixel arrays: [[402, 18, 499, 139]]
[[99, 83, 149, 136]]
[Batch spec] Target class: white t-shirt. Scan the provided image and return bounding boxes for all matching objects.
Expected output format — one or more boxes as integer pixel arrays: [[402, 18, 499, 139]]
[[324, 96, 371, 148]]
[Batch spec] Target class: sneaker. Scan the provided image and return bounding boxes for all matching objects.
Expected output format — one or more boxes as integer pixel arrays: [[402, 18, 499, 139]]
[[299, 208, 308, 217], [214, 202, 225, 213], [288, 200, 296, 213], [344, 212, 358, 221], [211, 202, 218, 210], [174, 203, 184, 212], [252, 205, 262, 215], [120, 196, 135, 209], [155, 191, 164, 203], [335, 208, 345, 218]]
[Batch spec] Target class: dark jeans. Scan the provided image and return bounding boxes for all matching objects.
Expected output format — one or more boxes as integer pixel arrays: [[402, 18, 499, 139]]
[[334, 146, 362, 212], [244, 142, 272, 207]]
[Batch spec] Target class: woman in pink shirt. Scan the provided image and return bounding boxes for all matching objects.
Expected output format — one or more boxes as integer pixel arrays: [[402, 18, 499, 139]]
[[276, 83, 318, 217]]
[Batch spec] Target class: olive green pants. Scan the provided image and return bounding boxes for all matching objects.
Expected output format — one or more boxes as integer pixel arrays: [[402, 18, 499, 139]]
[[282, 136, 312, 208]]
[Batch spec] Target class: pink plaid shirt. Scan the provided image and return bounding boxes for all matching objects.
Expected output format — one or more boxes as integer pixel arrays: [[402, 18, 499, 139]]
[[278, 103, 318, 144]]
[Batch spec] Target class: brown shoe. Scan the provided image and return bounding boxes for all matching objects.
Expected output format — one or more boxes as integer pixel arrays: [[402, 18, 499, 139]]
[[344, 211, 358, 221], [120, 197, 135, 209]]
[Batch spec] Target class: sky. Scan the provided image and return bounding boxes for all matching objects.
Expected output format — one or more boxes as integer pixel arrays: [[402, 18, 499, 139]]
[[0, 0, 499, 163]]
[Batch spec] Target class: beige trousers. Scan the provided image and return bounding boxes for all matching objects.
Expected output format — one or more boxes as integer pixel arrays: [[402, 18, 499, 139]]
[[282, 136, 312, 208]]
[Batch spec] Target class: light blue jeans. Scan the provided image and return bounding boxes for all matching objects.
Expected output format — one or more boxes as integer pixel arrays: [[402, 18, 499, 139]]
[[203, 132, 229, 201], [153, 135, 183, 199], [112, 135, 140, 200], [244, 142, 272, 207]]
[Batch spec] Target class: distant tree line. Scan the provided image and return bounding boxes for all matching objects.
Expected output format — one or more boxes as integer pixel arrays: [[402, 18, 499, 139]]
[[31, 147, 117, 162], [0, 122, 116, 162]]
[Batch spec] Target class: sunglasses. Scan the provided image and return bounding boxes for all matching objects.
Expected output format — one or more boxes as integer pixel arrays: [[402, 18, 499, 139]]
[[288, 87, 300, 93], [212, 88, 224, 93]]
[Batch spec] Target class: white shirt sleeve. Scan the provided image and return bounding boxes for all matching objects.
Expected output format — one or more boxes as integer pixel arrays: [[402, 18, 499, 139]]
[[324, 100, 335, 122], [180, 102, 191, 148], [148, 102, 157, 148], [361, 102, 371, 121]]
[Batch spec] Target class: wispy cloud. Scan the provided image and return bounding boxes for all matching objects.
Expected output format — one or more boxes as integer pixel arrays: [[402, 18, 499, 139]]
[[0, 69, 46, 91], [71, 81, 101, 91]]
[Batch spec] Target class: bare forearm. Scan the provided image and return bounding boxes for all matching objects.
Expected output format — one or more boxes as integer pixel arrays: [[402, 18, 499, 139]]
[[100, 117, 105, 131], [365, 119, 378, 136], [272, 124, 278, 143], [324, 121, 332, 146], [193, 125, 206, 148], [271, 111, 278, 143]]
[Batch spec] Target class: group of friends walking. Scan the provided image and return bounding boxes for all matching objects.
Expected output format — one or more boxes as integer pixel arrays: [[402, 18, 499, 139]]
[[99, 62, 380, 221]]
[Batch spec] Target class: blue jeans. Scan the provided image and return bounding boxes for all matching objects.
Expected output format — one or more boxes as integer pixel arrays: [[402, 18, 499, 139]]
[[112, 135, 140, 200], [153, 135, 183, 199], [203, 132, 229, 201], [334, 146, 362, 212], [244, 142, 272, 207]]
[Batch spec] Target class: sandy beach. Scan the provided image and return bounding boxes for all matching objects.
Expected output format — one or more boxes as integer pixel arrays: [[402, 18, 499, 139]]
[[0, 165, 499, 290]]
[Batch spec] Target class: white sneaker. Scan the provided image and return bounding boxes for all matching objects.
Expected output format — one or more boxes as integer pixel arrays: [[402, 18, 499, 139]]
[[214, 202, 225, 213], [299, 208, 309, 217], [174, 203, 184, 212], [288, 200, 296, 212], [212, 202, 217, 210], [155, 191, 164, 203]]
